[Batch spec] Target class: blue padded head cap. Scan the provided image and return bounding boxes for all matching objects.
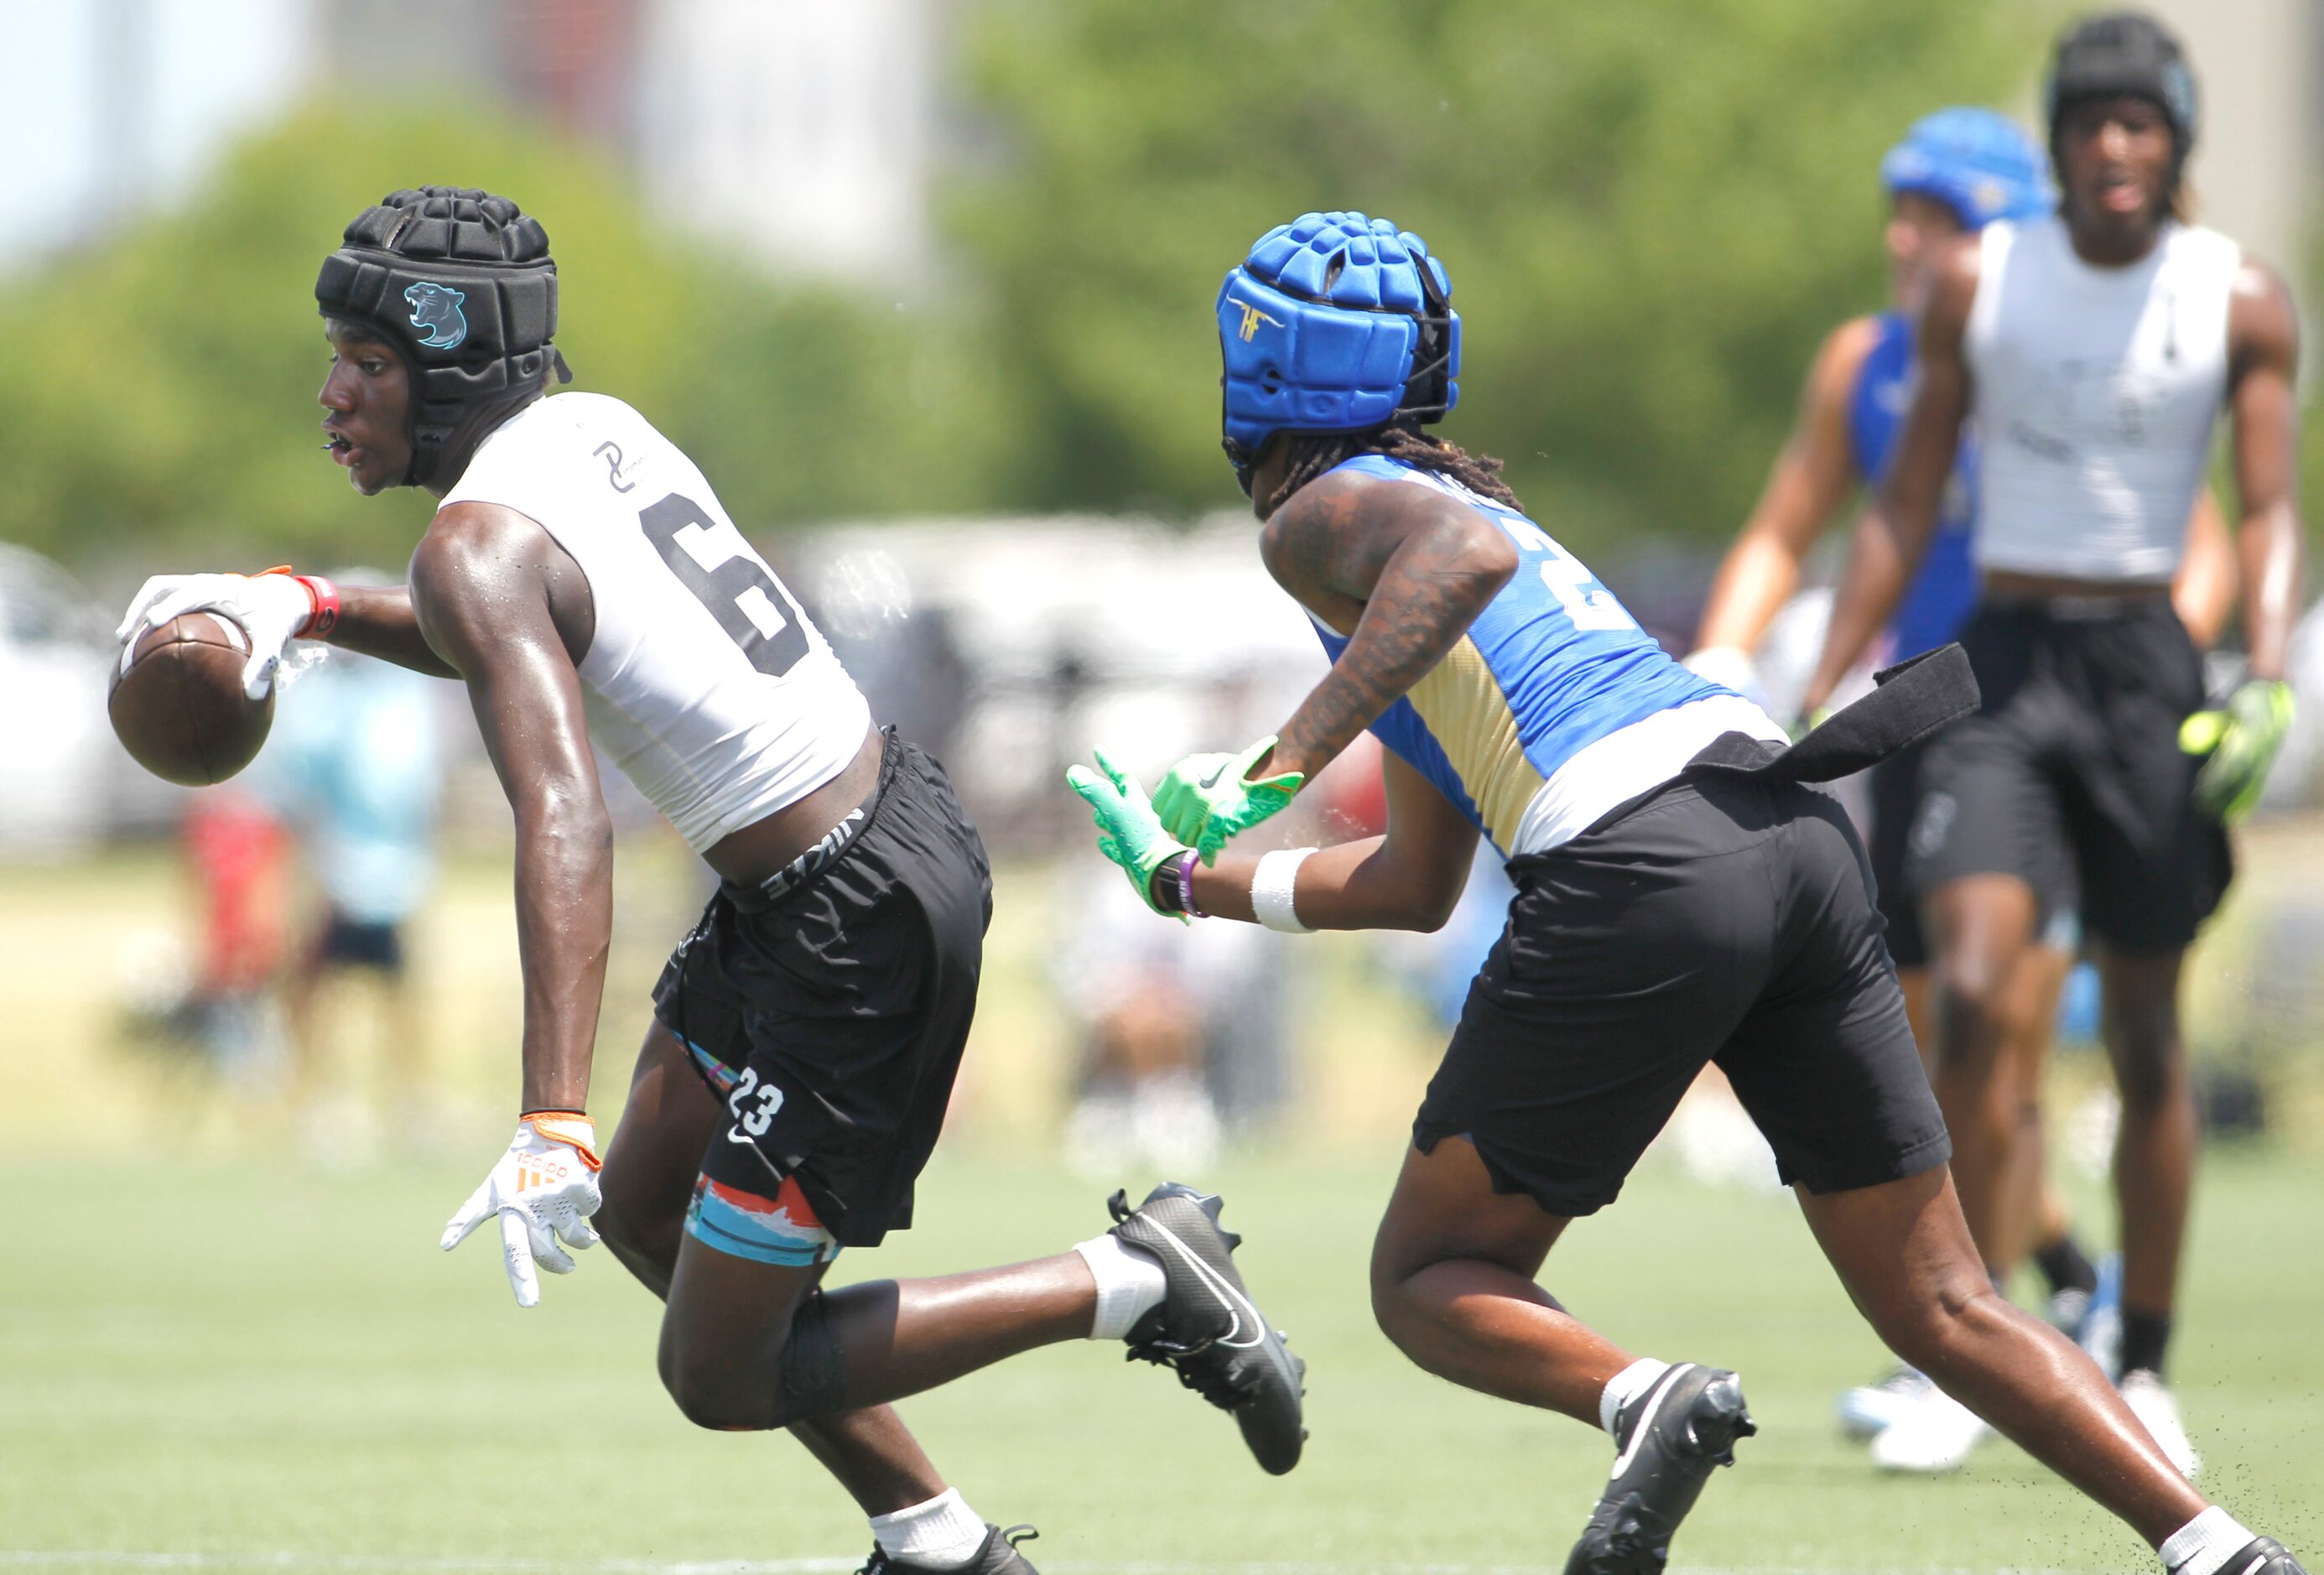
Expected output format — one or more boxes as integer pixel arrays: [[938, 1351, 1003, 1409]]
[[1880, 107, 2053, 231], [1217, 211, 1461, 489]]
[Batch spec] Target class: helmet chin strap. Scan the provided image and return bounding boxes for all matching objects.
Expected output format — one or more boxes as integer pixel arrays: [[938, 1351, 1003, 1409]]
[[358, 329, 570, 491], [402, 385, 549, 491]]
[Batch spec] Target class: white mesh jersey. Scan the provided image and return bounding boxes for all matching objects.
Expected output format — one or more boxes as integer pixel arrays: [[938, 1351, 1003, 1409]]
[[1965, 216, 2239, 583], [442, 393, 871, 853]]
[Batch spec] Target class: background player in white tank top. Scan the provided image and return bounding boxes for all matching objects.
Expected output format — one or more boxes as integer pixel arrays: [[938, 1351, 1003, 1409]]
[[1801, 15, 2306, 1483], [113, 186, 1305, 1574], [1688, 105, 2235, 1456]]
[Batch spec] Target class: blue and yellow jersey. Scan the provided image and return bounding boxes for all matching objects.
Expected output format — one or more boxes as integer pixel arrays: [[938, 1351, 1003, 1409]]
[[1849, 310, 1979, 659], [1311, 455, 1726, 855]]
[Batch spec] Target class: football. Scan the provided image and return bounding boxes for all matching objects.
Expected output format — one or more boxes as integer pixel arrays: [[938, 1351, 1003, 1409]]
[[107, 611, 274, 786]]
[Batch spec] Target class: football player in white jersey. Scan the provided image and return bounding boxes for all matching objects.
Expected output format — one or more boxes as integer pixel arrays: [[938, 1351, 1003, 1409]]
[[114, 187, 1304, 1573], [1801, 13, 2306, 1479]]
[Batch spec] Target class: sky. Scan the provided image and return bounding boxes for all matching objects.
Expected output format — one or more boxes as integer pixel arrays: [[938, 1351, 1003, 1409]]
[[0, 0, 312, 271]]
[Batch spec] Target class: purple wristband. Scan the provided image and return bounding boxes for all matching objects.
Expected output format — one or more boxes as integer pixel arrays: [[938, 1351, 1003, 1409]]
[[1174, 851, 1204, 918]]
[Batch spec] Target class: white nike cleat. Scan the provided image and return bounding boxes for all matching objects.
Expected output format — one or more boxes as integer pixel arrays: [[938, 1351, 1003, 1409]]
[[1869, 1384, 1991, 1473], [1835, 1364, 1931, 1439], [2120, 1368, 2202, 1479]]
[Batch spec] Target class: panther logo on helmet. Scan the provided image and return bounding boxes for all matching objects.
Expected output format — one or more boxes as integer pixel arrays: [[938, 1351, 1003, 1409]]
[[403, 281, 470, 351]]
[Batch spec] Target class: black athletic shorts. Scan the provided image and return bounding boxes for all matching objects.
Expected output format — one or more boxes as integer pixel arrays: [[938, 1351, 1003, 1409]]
[[317, 911, 405, 972], [652, 730, 992, 1250], [1413, 770, 1950, 1217], [1907, 597, 2228, 956], [1868, 736, 2080, 970]]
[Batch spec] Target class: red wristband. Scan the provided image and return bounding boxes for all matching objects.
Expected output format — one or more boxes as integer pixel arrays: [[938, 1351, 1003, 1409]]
[[255, 566, 339, 638], [294, 574, 341, 639]]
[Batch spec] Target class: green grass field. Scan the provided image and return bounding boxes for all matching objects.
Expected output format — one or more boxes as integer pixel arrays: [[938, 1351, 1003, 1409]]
[[6, 829, 2323, 1574], [4, 1144, 2319, 1574]]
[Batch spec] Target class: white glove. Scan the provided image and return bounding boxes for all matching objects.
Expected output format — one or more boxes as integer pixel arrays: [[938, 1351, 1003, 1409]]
[[117, 572, 315, 700], [440, 1113, 604, 1308]]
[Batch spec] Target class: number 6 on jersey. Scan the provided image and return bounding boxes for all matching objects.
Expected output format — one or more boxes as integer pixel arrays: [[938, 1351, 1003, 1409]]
[[639, 492, 811, 677]]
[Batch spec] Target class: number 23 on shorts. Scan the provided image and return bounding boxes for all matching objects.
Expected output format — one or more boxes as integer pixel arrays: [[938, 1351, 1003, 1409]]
[[726, 1065, 785, 1138]]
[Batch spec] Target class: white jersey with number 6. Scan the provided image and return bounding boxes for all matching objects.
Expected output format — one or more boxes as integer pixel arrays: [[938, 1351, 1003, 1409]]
[[441, 392, 871, 852]]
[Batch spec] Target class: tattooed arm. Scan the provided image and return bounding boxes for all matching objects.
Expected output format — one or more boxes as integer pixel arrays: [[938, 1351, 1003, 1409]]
[[1257, 468, 1519, 780]]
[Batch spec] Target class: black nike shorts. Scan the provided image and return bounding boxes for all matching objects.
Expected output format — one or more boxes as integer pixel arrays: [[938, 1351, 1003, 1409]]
[[1413, 770, 1950, 1217], [652, 730, 993, 1250], [1868, 735, 2079, 970], [1907, 597, 2228, 957]]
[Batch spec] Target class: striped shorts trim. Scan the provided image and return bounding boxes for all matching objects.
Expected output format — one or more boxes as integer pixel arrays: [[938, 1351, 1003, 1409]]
[[684, 1036, 742, 1094], [686, 1172, 842, 1267]]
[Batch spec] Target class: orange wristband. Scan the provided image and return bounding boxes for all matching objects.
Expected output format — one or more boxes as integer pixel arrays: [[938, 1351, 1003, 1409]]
[[521, 1110, 601, 1170]]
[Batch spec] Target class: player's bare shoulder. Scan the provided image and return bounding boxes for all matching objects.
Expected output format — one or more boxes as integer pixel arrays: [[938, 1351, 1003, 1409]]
[[1818, 315, 1886, 387], [409, 500, 592, 672], [1918, 231, 1984, 349], [1258, 460, 1473, 631], [1258, 465, 1380, 628], [2228, 255, 2301, 377]]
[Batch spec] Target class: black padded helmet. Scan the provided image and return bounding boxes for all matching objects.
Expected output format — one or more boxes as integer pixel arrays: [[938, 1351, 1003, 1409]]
[[315, 186, 572, 488], [2045, 12, 2198, 190]]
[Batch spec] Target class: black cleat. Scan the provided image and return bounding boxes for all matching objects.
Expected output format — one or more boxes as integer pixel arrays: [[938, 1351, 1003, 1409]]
[[1564, 1363, 1755, 1575], [859, 1524, 1039, 1574], [2208, 1539, 2310, 1575], [1106, 1182, 1307, 1474]]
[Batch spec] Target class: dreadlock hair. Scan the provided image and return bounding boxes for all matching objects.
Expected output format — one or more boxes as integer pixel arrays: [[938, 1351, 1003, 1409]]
[[1264, 424, 1523, 520]]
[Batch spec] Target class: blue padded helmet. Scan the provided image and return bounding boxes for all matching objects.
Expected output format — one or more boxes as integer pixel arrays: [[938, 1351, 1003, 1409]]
[[1217, 211, 1460, 495], [1880, 108, 2054, 231]]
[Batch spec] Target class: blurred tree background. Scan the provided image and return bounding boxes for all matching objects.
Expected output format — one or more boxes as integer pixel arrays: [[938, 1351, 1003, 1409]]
[[0, 102, 1006, 569], [0, 0, 2192, 575], [958, 0, 2035, 541]]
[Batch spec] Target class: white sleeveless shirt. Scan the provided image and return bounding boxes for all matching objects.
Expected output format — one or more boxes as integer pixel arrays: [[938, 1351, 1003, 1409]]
[[1964, 216, 2239, 583], [442, 393, 871, 853]]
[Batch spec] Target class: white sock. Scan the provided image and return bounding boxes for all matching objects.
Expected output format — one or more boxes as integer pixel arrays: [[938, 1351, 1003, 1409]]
[[1073, 1232, 1167, 1340], [2160, 1507, 2255, 1575], [869, 1487, 989, 1570], [1599, 1357, 1674, 1437]]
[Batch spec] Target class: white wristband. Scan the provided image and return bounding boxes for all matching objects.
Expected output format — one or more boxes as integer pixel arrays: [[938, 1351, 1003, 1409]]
[[1250, 847, 1316, 933]]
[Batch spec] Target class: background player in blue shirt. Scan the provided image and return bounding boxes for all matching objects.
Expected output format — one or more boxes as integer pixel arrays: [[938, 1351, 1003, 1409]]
[[1068, 211, 2299, 1575]]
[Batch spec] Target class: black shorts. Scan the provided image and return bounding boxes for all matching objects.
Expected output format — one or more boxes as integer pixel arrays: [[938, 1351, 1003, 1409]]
[[1414, 772, 1950, 1217], [1908, 598, 2228, 957], [652, 731, 993, 1250], [317, 912, 405, 972], [1867, 736, 2080, 969]]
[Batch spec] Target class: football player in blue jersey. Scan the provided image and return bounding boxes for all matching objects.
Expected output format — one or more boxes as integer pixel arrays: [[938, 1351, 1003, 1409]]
[[1687, 107, 2237, 1458], [1067, 211, 2304, 1575]]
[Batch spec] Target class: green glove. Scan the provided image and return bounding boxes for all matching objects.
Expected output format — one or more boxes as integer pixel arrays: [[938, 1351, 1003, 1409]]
[[1149, 735, 1306, 865], [2180, 678, 2295, 823], [1065, 747, 1193, 920]]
